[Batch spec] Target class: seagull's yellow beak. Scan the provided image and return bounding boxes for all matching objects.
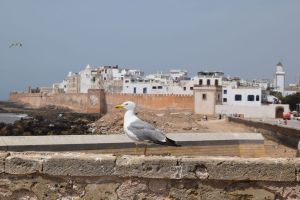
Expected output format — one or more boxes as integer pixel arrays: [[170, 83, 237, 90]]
[[115, 104, 124, 109]]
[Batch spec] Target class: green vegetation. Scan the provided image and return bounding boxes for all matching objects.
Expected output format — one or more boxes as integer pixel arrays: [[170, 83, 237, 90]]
[[269, 91, 300, 111], [281, 92, 300, 111]]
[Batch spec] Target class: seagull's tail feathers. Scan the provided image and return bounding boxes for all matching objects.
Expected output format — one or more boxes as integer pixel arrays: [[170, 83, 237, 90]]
[[154, 137, 181, 147]]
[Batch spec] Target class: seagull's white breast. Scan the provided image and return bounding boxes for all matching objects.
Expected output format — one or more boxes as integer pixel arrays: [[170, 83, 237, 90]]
[[123, 110, 141, 143]]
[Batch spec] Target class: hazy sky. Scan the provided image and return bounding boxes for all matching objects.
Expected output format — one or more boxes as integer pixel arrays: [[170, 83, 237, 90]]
[[1, 1, 300, 100]]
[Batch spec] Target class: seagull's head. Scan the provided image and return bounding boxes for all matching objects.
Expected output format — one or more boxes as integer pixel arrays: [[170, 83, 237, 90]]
[[115, 101, 136, 111]]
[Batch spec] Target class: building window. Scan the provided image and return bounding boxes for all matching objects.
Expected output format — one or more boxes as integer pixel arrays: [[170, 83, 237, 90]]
[[256, 95, 260, 101], [158, 86, 163, 89], [223, 98, 227, 102], [183, 87, 186, 91], [133, 87, 136, 93], [103, 77, 106, 81], [125, 80, 129, 83], [152, 86, 157, 89], [143, 87, 147, 94], [207, 79, 211, 86], [202, 94, 207, 100], [215, 79, 219, 86], [217, 94, 220, 101], [235, 94, 242, 101], [92, 77, 96, 82], [247, 95, 254, 101], [190, 87, 193, 90], [199, 79, 203, 85], [223, 90, 227, 94]]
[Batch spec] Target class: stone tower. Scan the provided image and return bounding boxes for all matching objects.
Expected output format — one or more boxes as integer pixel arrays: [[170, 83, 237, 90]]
[[274, 62, 285, 94], [193, 85, 222, 116]]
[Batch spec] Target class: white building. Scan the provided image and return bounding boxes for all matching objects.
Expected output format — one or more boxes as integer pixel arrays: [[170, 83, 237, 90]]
[[127, 69, 144, 77], [222, 87, 262, 106], [169, 69, 188, 81], [197, 71, 224, 87], [274, 62, 285, 94], [122, 75, 196, 95], [79, 64, 99, 93]]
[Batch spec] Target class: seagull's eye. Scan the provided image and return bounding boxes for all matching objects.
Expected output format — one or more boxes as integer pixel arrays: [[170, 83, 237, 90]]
[[125, 103, 128, 106]]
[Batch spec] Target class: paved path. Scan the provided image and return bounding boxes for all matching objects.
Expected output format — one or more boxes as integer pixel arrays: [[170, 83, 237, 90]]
[[0, 133, 263, 152]]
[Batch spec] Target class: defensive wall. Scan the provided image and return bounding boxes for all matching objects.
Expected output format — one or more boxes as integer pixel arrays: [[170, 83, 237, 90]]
[[9, 90, 194, 113], [228, 117, 300, 148], [0, 152, 300, 199], [105, 92, 193, 111], [9, 90, 106, 113]]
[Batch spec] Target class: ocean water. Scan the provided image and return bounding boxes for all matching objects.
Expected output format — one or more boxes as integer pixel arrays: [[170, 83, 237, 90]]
[[0, 113, 28, 124]]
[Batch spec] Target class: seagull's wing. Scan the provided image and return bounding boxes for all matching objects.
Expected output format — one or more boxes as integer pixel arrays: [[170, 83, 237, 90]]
[[9, 44, 14, 48], [128, 118, 166, 144]]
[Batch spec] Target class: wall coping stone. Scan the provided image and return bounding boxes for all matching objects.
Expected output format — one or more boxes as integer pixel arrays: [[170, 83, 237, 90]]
[[1, 152, 300, 182], [0, 133, 264, 151]]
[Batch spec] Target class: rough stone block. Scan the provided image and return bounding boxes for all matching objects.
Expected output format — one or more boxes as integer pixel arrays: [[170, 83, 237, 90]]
[[43, 152, 116, 176], [179, 156, 296, 181], [5, 153, 44, 174], [293, 159, 300, 181], [115, 155, 180, 179], [0, 152, 9, 173]]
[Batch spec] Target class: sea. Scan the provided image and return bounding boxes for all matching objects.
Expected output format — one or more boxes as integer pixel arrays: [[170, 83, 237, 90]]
[[0, 113, 29, 124]]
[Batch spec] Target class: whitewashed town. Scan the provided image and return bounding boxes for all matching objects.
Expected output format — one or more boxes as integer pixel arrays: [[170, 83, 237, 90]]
[[31, 62, 299, 119]]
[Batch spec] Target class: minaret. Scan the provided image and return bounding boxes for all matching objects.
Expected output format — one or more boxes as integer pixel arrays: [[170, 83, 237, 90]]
[[275, 62, 285, 94]]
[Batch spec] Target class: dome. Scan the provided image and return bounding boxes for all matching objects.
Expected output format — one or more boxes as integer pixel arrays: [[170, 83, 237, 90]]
[[86, 64, 91, 69]]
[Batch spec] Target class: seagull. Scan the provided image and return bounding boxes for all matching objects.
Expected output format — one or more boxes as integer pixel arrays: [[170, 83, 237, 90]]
[[115, 101, 181, 155]]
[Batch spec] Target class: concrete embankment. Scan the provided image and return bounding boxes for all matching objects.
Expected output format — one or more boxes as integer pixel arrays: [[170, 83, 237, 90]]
[[0, 133, 264, 157], [0, 152, 300, 199]]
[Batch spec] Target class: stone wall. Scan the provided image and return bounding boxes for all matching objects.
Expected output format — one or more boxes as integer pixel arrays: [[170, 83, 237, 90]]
[[228, 117, 300, 148], [105, 93, 193, 110], [1, 152, 300, 199], [10, 90, 105, 113], [10, 91, 194, 113]]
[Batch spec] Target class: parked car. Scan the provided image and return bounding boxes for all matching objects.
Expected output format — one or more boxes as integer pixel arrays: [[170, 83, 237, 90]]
[[283, 112, 291, 120]]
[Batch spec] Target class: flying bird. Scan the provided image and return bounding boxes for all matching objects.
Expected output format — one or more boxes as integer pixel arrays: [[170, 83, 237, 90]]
[[115, 101, 181, 155], [9, 42, 23, 48]]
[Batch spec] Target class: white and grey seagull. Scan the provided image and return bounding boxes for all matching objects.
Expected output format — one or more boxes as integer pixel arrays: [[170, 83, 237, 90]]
[[115, 101, 181, 155]]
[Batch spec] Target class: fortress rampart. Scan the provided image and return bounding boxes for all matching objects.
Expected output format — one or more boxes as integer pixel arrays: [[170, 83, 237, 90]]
[[9, 90, 194, 113], [0, 152, 300, 199]]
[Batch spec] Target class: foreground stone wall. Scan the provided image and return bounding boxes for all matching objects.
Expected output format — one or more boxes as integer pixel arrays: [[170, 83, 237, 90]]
[[1, 152, 300, 199]]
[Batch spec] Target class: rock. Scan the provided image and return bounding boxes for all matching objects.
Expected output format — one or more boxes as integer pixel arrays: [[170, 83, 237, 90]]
[[116, 179, 148, 200], [43, 153, 116, 176], [5, 153, 44, 174], [84, 183, 119, 200]]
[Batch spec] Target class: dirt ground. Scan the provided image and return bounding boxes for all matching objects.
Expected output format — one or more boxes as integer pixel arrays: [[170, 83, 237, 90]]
[[91, 109, 252, 134]]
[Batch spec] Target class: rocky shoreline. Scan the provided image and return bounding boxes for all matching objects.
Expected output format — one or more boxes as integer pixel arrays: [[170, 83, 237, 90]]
[[0, 101, 100, 136]]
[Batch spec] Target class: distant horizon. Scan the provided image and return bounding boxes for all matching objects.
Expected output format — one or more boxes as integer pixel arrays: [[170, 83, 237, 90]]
[[1, 1, 300, 100]]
